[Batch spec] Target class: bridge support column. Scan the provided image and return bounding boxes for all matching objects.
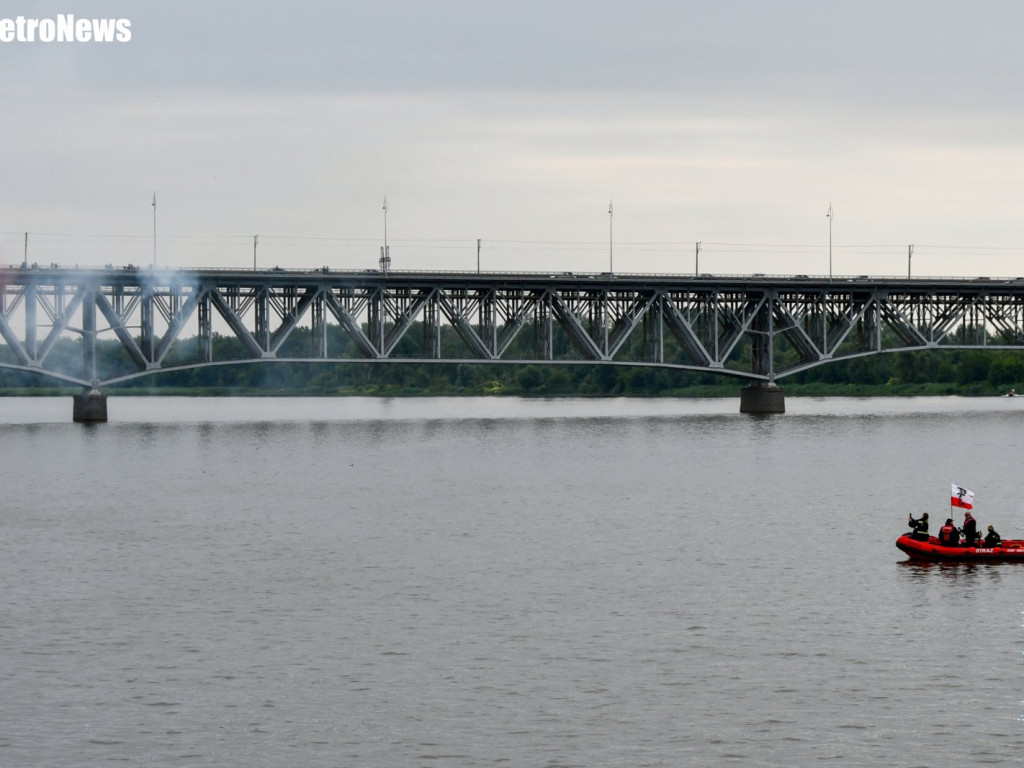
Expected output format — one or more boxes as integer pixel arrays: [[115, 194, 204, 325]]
[[73, 388, 108, 423], [739, 383, 785, 414]]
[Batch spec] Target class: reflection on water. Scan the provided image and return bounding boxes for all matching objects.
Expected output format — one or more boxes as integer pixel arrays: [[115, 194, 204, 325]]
[[897, 558, 1014, 584]]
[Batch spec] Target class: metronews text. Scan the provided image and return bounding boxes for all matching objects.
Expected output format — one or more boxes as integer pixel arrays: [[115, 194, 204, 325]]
[[0, 15, 131, 43]]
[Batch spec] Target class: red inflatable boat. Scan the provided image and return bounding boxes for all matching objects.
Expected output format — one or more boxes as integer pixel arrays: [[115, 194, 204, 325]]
[[896, 533, 1024, 562]]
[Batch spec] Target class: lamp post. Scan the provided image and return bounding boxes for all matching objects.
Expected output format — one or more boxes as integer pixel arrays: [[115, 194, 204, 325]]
[[380, 196, 391, 274], [608, 200, 614, 273], [826, 203, 833, 280], [908, 244, 913, 278], [152, 192, 157, 268]]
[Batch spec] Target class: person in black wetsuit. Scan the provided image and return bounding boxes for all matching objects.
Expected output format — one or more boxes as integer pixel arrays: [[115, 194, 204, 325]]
[[961, 511, 978, 547], [984, 525, 1002, 547], [908, 513, 929, 541]]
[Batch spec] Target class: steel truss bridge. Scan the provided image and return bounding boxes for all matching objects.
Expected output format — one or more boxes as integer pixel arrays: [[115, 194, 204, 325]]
[[2, 266, 1024, 393]]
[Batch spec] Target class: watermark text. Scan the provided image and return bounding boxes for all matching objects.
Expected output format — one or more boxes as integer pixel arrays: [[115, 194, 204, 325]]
[[0, 14, 131, 43]]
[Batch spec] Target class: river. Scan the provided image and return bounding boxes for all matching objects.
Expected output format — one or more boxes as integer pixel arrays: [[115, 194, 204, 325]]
[[2, 395, 1023, 766]]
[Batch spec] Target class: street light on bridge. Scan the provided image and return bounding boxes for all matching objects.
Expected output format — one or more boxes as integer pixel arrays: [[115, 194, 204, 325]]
[[380, 195, 391, 274], [826, 203, 833, 280], [608, 199, 614, 273], [152, 191, 157, 269]]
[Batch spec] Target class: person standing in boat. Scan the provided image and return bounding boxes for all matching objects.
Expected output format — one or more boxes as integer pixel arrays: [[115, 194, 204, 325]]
[[938, 518, 958, 546], [908, 513, 929, 541], [961, 511, 978, 547], [984, 525, 1002, 547]]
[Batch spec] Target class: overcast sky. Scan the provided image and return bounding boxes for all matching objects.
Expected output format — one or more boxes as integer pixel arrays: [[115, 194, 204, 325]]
[[3, 0, 1024, 276]]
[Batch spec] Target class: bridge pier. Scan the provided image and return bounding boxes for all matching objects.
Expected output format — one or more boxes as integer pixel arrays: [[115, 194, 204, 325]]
[[73, 388, 108, 423], [739, 383, 785, 415]]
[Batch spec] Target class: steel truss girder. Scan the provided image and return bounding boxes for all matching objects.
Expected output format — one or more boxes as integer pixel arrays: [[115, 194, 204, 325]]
[[772, 291, 877, 363], [4, 268, 1024, 387]]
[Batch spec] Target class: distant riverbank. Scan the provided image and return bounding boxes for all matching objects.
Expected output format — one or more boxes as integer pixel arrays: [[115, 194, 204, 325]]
[[0, 381, 1009, 398], [3, 346, 1022, 400]]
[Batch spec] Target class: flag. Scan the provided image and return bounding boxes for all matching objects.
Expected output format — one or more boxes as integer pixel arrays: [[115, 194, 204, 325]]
[[951, 484, 974, 509]]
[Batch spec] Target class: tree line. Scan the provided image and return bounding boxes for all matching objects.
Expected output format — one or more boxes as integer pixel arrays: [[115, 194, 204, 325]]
[[1, 320, 1023, 397]]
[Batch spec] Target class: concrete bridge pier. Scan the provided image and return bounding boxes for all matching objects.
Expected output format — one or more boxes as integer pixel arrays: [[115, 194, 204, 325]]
[[73, 388, 108, 423], [739, 383, 785, 414]]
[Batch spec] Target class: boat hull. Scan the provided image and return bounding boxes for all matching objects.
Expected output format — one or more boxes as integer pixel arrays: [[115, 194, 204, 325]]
[[896, 533, 1024, 561]]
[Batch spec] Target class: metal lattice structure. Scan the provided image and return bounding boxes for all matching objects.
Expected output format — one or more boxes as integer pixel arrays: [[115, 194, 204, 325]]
[[2, 266, 1024, 389]]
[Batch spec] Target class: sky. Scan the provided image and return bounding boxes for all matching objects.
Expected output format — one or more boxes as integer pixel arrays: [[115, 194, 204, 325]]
[[3, 0, 1024, 277]]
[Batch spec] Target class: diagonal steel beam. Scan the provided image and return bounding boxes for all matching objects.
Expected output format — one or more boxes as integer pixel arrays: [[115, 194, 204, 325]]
[[95, 290, 150, 369], [154, 289, 201, 364], [549, 290, 605, 360], [209, 288, 267, 357], [607, 292, 656, 358], [878, 297, 931, 347], [268, 286, 318, 355], [36, 286, 86, 364], [0, 311, 31, 365], [382, 288, 433, 357], [323, 290, 379, 358], [435, 290, 493, 359], [495, 291, 542, 357], [661, 295, 714, 367]]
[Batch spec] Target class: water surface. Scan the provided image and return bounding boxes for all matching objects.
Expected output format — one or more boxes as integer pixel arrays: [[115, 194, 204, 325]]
[[2, 396, 1023, 766]]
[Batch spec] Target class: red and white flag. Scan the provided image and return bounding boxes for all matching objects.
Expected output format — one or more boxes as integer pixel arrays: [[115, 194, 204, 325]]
[[951, 484, 974, 509]]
